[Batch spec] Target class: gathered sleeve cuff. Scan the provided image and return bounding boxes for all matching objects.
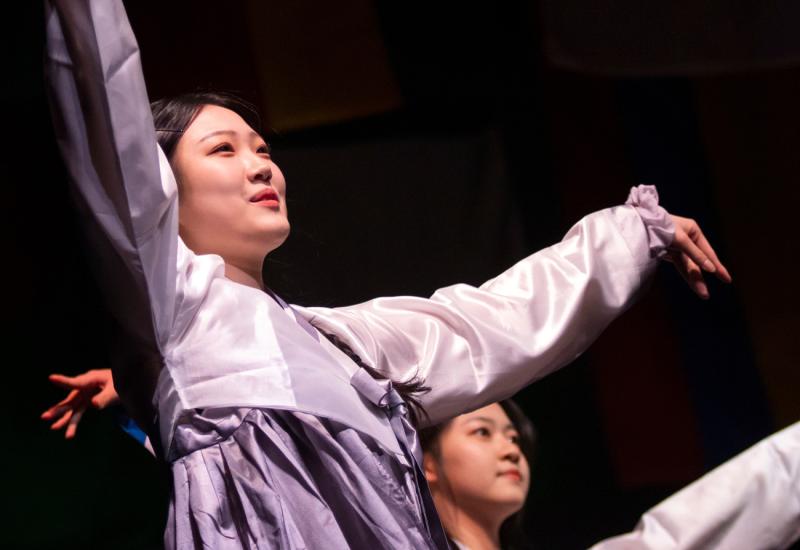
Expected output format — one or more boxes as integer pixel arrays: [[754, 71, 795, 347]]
[[625, 184, 675, 259]]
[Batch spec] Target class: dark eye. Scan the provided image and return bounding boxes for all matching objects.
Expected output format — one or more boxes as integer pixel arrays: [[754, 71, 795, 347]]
[[211, 143, 234, 154], [473, 427, 491, 438], [257, 143, 272, 156], [509, 434, 520, 445]]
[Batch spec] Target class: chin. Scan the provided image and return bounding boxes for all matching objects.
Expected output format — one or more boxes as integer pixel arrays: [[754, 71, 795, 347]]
[[274, 221, 291, 245], [261, 223, 291, 255], [490, 490, 527, 510], [496, 499, 526, 519]]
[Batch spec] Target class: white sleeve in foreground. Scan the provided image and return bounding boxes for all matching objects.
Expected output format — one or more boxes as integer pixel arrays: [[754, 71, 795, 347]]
[[592, 421, 800, 550]]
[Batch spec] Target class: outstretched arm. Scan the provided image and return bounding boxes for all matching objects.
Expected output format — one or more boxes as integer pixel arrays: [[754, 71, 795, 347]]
[[299, 187, 729, 426], [591, 420, 800, 550]]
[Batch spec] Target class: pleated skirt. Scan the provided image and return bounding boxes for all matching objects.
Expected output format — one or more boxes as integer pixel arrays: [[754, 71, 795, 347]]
[[163, 407, 441, 549]]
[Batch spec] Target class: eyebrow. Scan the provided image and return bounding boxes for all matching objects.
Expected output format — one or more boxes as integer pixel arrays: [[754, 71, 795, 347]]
[[465, 416, 517, 431], [198, 129, 262, 143]]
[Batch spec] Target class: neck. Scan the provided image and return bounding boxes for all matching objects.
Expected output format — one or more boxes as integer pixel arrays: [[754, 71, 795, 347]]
[[434, 497, 503, 550], [224, 261, 265, 291]]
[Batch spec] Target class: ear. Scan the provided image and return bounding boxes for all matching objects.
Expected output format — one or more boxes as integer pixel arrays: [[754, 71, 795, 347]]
[[423, 453, 439, 485]]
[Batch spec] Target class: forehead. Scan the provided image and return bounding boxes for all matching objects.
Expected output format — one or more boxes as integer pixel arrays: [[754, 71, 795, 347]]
[[183, 104, 257, 138], [457, 403, 513, 426]]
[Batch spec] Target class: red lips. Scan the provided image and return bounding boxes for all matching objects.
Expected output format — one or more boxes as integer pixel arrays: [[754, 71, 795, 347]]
[[250, 188, 279, 203], [498, 469, 522, 481]]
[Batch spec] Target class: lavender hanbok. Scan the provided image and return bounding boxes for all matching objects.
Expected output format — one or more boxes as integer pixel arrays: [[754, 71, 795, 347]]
[[45, 1, 673, 548]]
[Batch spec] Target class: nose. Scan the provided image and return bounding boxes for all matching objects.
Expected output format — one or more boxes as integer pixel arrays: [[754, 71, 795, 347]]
[[247, 159, 272, 184], [500, 439, 521, 464]]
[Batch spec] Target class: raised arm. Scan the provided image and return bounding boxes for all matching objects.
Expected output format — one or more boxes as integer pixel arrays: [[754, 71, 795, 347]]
[[298, 188, 727, 426], [591, 420, 800, 550], [45, 0, 180, 423]]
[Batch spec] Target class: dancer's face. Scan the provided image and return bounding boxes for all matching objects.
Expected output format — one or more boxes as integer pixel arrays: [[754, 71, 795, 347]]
[[171, 105, 289, 265], [425, 403, 530, 520]]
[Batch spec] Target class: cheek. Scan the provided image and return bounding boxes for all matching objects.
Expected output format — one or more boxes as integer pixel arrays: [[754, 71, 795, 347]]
[[440, 443, 496, 494], [183, 162, 243, 198], [179, 166, 248, 217], [180, 192, 242, 234]]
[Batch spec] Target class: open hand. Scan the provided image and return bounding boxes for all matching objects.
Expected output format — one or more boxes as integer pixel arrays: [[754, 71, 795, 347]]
[[40, 369, 119, 439], [667, 215, 732, 299]]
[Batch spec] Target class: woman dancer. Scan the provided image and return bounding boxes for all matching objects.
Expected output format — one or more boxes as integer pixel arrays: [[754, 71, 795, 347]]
[[420, 402, 800, 549], [419, 400, 534, 549], [44, 0, 728, 547]]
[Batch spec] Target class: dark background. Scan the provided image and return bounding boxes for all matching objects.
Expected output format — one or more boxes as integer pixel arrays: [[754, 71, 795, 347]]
[[3, 1, 800, 548]]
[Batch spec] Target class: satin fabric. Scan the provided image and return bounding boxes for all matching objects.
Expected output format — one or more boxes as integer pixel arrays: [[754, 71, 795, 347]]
[[592, 420, 800, 550], [297, 202, 666, 427], [44, 1, 670, 548], [44, 0, 667, 458], [166, 384, 449, 549]]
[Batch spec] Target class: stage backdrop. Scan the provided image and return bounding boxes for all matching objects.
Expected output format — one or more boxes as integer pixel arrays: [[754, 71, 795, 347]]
[[5, 2, 800, 549]]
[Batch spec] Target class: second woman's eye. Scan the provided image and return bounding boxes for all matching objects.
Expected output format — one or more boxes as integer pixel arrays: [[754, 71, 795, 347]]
[[473, 427, 491, 438], [257, 143, 272, 156]]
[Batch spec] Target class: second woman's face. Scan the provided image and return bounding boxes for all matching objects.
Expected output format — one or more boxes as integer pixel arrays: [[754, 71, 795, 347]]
[[171, 105, 290, 266], [428, 403, 530, 517]]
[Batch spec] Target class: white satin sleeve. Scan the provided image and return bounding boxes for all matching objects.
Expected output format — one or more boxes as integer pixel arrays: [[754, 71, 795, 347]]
[[298, 204, 662, 425], [44, 0, 193, 417], [591, 421, 800, 550]]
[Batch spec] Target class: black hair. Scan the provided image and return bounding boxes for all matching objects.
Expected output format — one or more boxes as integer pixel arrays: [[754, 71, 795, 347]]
[[418, 399, 536, 549], [150, 91, 262, 159], [149, 91, 430, 423], [310, 326, 429, 426]]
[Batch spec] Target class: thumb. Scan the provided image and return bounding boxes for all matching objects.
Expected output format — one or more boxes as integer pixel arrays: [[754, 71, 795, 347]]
[[91, 385, 118, 409]]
